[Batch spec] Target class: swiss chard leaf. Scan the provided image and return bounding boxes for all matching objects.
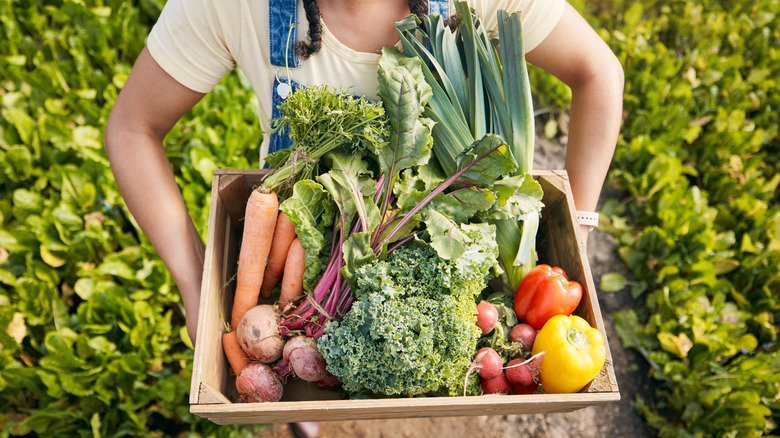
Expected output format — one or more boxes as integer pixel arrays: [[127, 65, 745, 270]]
[[424, 209, 471, 260], [374, 48, 434, 187], [317, 153, 380, 235], [455, 134, 517, 185]]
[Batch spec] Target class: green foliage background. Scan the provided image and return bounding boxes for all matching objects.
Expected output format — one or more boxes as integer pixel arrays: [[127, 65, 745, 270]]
[[1, 0, 778, 436], [532, 0, 779, 436], [0, 0, 261, 435]]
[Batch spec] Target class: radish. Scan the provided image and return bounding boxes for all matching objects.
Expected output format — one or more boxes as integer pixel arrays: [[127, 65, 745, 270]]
[[473, 347, 503, 380], [505, 352, 544, 386], [509, 323, 537, 351], [481, 372, 511, 394], [283, 335, 328, 382], [475, 301, 499, 335], [463, 347, 504, 396], [236, 362, 284, 403], [505, 358, 534, 386], [236, 304, 285, 363], [510, 381, 539, 395]]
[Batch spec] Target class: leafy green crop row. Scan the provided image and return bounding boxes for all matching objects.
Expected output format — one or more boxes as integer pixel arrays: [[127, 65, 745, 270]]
[[3, 0, 778, 435], [0, 0, 260, 435], [531, 0, 779, 436]]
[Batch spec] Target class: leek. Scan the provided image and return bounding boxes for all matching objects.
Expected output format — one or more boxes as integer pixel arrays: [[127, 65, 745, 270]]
[[395, 3, 540, 289]]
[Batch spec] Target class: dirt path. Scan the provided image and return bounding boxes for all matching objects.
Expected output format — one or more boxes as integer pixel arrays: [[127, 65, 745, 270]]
[[259, 137, 656, 438]]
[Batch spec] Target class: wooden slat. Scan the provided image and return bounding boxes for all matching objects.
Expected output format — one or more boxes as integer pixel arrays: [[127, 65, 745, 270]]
[[217, 174, 250, 230], [191, 174, 230, 404], [191, 392, 620, 424], [536, 171, 619, 394]]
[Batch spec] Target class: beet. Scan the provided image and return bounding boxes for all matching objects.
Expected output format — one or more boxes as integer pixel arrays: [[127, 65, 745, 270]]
[[236, 362, 284, 403], [235, 305, 285, 363], [283, 335, 328, 382]]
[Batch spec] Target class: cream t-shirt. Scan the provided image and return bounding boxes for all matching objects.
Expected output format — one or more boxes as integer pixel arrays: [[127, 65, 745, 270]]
[[147, 0, 565, 160]]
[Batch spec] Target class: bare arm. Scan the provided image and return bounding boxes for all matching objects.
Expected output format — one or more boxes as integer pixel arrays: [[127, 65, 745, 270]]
[[104, 47, 207, 344], [527, 2, 624, 243]]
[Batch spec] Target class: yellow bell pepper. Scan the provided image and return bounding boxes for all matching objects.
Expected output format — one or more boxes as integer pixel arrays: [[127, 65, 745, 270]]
[[531, 314, 606, 394]]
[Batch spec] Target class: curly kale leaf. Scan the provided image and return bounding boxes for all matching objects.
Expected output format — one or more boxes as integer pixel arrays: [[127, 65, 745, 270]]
[[319, 291, 479, 397], [318, 241, 496, 397]]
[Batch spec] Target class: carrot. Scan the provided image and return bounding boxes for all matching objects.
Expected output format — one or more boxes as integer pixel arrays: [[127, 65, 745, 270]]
[[260, 212, 297, 298], [231, 189, 278, 329], [223, 330, 251, 376], [279, 238, 306, 312]]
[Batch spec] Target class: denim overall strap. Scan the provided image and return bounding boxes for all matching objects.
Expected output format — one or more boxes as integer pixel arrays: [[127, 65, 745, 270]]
[[268, 0, 303, 160], [269, 0, 299, 68], [268, 76, 304, 159], [428, 0, 450, 17]]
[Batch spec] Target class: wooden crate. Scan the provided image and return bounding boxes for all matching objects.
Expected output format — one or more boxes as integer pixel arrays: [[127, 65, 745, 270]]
[[190, 169, 620, 425]]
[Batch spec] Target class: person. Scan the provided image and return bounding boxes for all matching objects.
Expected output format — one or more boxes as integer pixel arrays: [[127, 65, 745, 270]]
[[104, 1, 622, 435]]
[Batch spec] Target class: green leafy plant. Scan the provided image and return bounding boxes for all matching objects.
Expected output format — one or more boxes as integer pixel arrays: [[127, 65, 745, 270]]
[[538, 0, 780, 435], [0, 0, 262, 435]]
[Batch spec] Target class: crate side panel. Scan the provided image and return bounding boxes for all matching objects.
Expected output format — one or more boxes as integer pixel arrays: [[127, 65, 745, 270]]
[[537, 173, 619, 394], [217, 174, 250, 230], [192, 175, 232, 405]]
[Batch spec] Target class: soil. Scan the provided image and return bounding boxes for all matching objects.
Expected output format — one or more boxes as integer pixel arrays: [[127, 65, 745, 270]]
[[258, 136, 658, 438]]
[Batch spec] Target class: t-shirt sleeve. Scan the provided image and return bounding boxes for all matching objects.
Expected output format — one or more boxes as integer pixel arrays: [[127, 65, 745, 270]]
[[146, 0, 238, 93], [460, 0, 565, 52]]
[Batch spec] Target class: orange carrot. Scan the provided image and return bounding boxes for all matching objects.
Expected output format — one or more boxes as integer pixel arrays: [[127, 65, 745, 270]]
[[279, 238, 306, 312], [231, 189, 278, 329], [260, 212, 297, 298], [223, 330, 250, 376]]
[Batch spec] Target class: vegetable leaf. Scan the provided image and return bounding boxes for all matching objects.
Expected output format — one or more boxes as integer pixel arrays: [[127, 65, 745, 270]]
[[374, 48, 434, 186]]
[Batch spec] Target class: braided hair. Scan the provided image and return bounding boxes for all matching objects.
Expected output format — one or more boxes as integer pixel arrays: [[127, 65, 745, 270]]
[[297, 0, 444, 60]]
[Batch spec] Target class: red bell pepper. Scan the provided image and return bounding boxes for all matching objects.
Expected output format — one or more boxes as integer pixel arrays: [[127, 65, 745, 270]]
[[513, 264, 583, 330]]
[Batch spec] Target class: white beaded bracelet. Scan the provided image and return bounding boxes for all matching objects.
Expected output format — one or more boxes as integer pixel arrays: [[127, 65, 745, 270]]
[[576, 211, 600, 230]]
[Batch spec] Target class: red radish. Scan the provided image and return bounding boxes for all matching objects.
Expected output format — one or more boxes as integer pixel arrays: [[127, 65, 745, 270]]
[[505, 358, 534, 386], [511, 381, 539, 395], [509, 323, 537, 351], [463, 347, 504, 396], [481, 372, 511, 394], [505, 352, 544, 386], [236, 305, 285, 363], [316, 372, 341, 389], [236, 362, 284, 403], [475, 301, 499, 335], [283, 336, 328, 382], [473, 347, 503, 380]]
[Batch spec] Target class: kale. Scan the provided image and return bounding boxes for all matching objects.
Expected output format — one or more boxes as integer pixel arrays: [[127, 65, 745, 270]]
[[318, 232, 497, 397]]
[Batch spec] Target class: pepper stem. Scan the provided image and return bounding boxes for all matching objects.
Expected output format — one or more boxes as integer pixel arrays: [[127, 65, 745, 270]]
[[567, 327, 590, 350]]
